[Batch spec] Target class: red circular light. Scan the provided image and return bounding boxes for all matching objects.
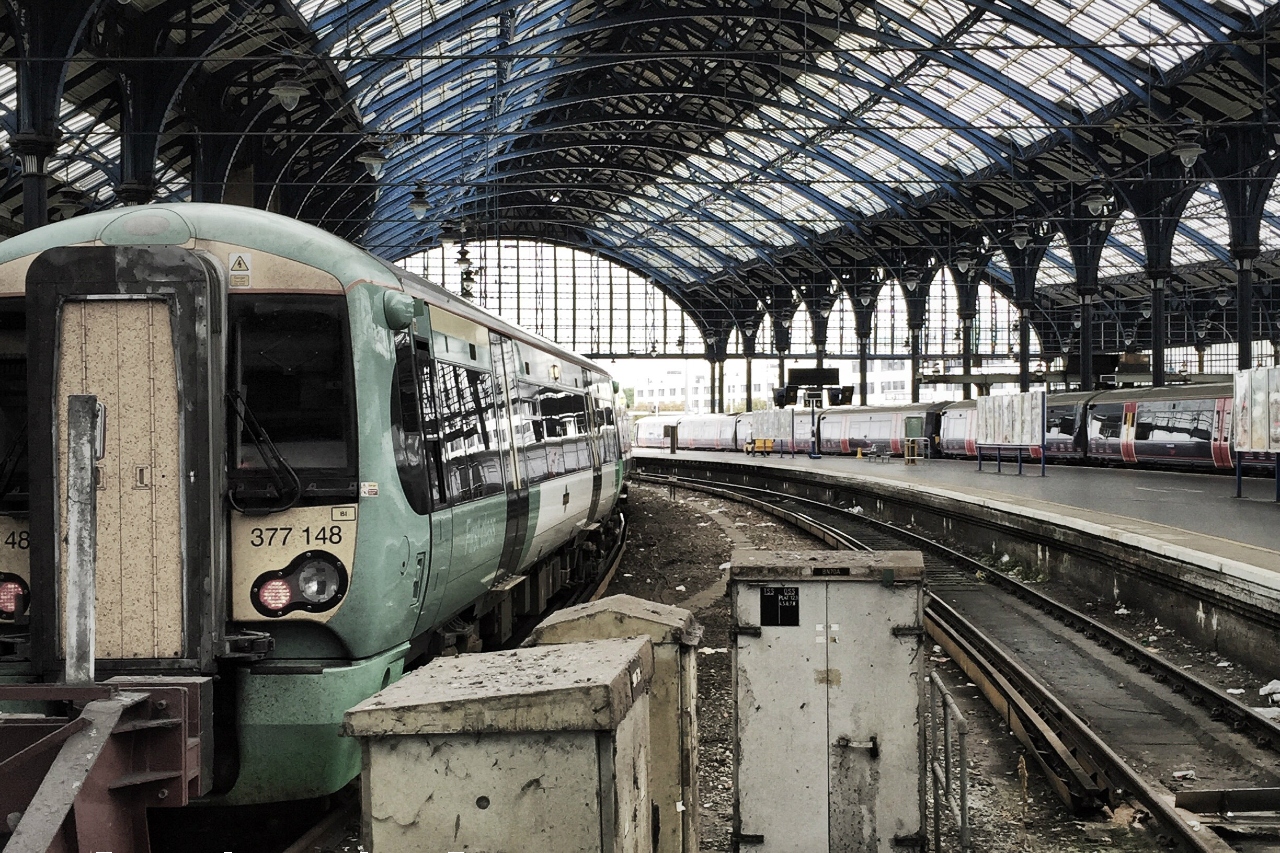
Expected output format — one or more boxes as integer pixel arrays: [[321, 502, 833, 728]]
[[258, 579, 292, 612], [0, 581, 22, 615]]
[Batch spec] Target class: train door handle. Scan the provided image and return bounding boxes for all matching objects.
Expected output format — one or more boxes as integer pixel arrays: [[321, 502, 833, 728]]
[[412, 550, 427, 596], [412, 552, 427, 599]]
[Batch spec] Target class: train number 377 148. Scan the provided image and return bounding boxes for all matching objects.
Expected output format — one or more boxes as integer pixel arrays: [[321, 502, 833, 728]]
[[248, 526, 343, 547]]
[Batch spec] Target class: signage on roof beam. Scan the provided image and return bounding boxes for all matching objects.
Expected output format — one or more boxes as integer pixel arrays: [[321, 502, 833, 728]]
[[787, 368, 840, 387]]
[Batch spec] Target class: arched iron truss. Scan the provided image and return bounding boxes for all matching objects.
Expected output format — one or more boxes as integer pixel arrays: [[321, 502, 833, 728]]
[[1, 0, 1279, 389]]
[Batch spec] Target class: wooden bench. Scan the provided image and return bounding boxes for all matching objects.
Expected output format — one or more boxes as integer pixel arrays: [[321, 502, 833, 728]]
[[746, 438, 775, 456]]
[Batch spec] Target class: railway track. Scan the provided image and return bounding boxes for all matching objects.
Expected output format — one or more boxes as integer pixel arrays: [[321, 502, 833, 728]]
[[635, 472, 1280, 852]]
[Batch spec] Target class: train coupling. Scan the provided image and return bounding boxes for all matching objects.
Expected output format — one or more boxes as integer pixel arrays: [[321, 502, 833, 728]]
[[222, 629, 276, 662]]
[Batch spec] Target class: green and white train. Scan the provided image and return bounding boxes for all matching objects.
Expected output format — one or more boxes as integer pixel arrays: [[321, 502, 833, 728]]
[[0, 204, 631, 804]]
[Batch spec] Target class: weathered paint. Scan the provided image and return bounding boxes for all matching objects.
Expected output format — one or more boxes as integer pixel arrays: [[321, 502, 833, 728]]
[[0, 516, 30, 584], [529, 596, 703, 853], [58, 301, 183, 660], [228, 505, 358, 623], [216, 642, 408, 805], [347, 638, 653, 853], [438, 494, 508, 620], [731, 550, 925, 853]]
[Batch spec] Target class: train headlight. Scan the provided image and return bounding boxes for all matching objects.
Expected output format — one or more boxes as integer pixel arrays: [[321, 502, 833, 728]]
[[297, 558, 341, 604], [251, 551, 348, 618], [0, 575, 28, 620]]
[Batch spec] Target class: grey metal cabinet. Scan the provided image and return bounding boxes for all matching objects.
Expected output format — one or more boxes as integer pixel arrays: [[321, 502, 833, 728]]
[[730, 550, 925, 853]]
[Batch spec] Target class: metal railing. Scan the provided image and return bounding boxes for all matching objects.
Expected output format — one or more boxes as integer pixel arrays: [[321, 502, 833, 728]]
[[929, 670, 971, 852]]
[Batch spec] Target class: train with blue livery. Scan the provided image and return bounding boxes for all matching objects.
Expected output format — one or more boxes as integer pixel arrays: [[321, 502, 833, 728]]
[[637, 381, 1257, 472], [0, 204, 630, 805]]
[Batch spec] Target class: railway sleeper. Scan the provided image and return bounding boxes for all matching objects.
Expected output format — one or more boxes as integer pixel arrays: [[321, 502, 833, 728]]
[[926, 604, 1112, 815]]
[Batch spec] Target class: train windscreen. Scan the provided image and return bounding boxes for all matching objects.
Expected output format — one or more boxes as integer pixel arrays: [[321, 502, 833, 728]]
[[0, 302, 24, 513], [229, 295, 356, 492]]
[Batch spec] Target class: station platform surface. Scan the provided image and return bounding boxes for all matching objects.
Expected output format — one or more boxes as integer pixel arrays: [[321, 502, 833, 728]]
[[634, 448, 1280, 585]]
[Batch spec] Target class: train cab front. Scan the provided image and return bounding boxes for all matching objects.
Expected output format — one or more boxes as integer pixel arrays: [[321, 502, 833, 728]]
[[0, 212, 385, 807]]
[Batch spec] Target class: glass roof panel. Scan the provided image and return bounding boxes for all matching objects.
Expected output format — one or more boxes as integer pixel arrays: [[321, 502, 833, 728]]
[[291, 0, 1269, 280], [1097, 212, 1146, 279], [875, 0, 968, 39], [295, 0, 345, 25], [1212, 0, 1269, 16], [1065, 0, 1207, 67], [1170, 189, 1232, 268]]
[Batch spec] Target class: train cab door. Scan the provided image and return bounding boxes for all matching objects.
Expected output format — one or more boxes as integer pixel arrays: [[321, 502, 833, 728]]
[[1120, 402, 1138, 463], [585, 368, 606, 523], [1212, 397, 1233, 468], [404, 310, 449, 636], [890, 413, 903, 455], [491, 334, 530, 578], [964, 410, 978, 457], [26, 242, 226, 677]]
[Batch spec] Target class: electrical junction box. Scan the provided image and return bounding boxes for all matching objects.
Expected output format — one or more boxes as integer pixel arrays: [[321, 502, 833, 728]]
[[529, 594, 704, 853], [729, 550, 925, 853], [344, 637, 654, 853]]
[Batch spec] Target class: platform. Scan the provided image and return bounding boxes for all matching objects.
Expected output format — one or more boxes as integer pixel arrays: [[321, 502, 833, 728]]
[[634, 449, 1280, 586]]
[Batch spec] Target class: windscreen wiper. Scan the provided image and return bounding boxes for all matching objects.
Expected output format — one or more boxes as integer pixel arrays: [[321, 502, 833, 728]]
[[226, 390, 301, 516], [0, 423, 26, 504]]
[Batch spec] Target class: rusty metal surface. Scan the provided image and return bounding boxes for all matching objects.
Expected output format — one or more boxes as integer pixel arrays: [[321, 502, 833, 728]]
[[925, 600, 1108, 814], [4, 694, 137, 853], [1175, 787, 1280, 814], [0, 678, 209, 853]]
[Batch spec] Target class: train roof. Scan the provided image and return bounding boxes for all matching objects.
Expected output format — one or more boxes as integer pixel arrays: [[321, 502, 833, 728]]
[[1088, 382, 1232, 403], [0, 203, 610, 380], [821, 401, 949, 416]]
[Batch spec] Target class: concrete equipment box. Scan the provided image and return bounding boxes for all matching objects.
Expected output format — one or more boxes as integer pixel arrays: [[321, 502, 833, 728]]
[[344, 636, 655, 853], [729, 549, 925, 853], [530, 594, 703, 853]]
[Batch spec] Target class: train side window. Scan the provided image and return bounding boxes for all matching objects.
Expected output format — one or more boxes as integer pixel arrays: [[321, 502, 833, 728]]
[[539, 389, 589, 473], [1191, 405, 1214, 441], [1090, 409, 1121, 439], [489, 334, 522, 490], [435, 363, 504, 503], [390, 332, 432, 515], [600, 400, 619, 463], [517, 384, 550, 484]]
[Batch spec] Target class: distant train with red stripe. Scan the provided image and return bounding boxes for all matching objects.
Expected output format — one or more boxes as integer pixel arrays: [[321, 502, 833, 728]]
[[636, 382, 1265, 472]]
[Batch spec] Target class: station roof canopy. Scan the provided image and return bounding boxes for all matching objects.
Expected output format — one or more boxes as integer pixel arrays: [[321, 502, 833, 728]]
[[1, 0, 1278, 339]]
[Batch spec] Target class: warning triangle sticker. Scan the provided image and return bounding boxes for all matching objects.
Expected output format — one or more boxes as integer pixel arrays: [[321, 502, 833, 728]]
[[230, 255, 250, 272]]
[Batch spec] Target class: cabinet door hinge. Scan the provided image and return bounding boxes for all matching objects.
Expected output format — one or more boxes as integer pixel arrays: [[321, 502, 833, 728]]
[[732, 624, 762, 639]]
